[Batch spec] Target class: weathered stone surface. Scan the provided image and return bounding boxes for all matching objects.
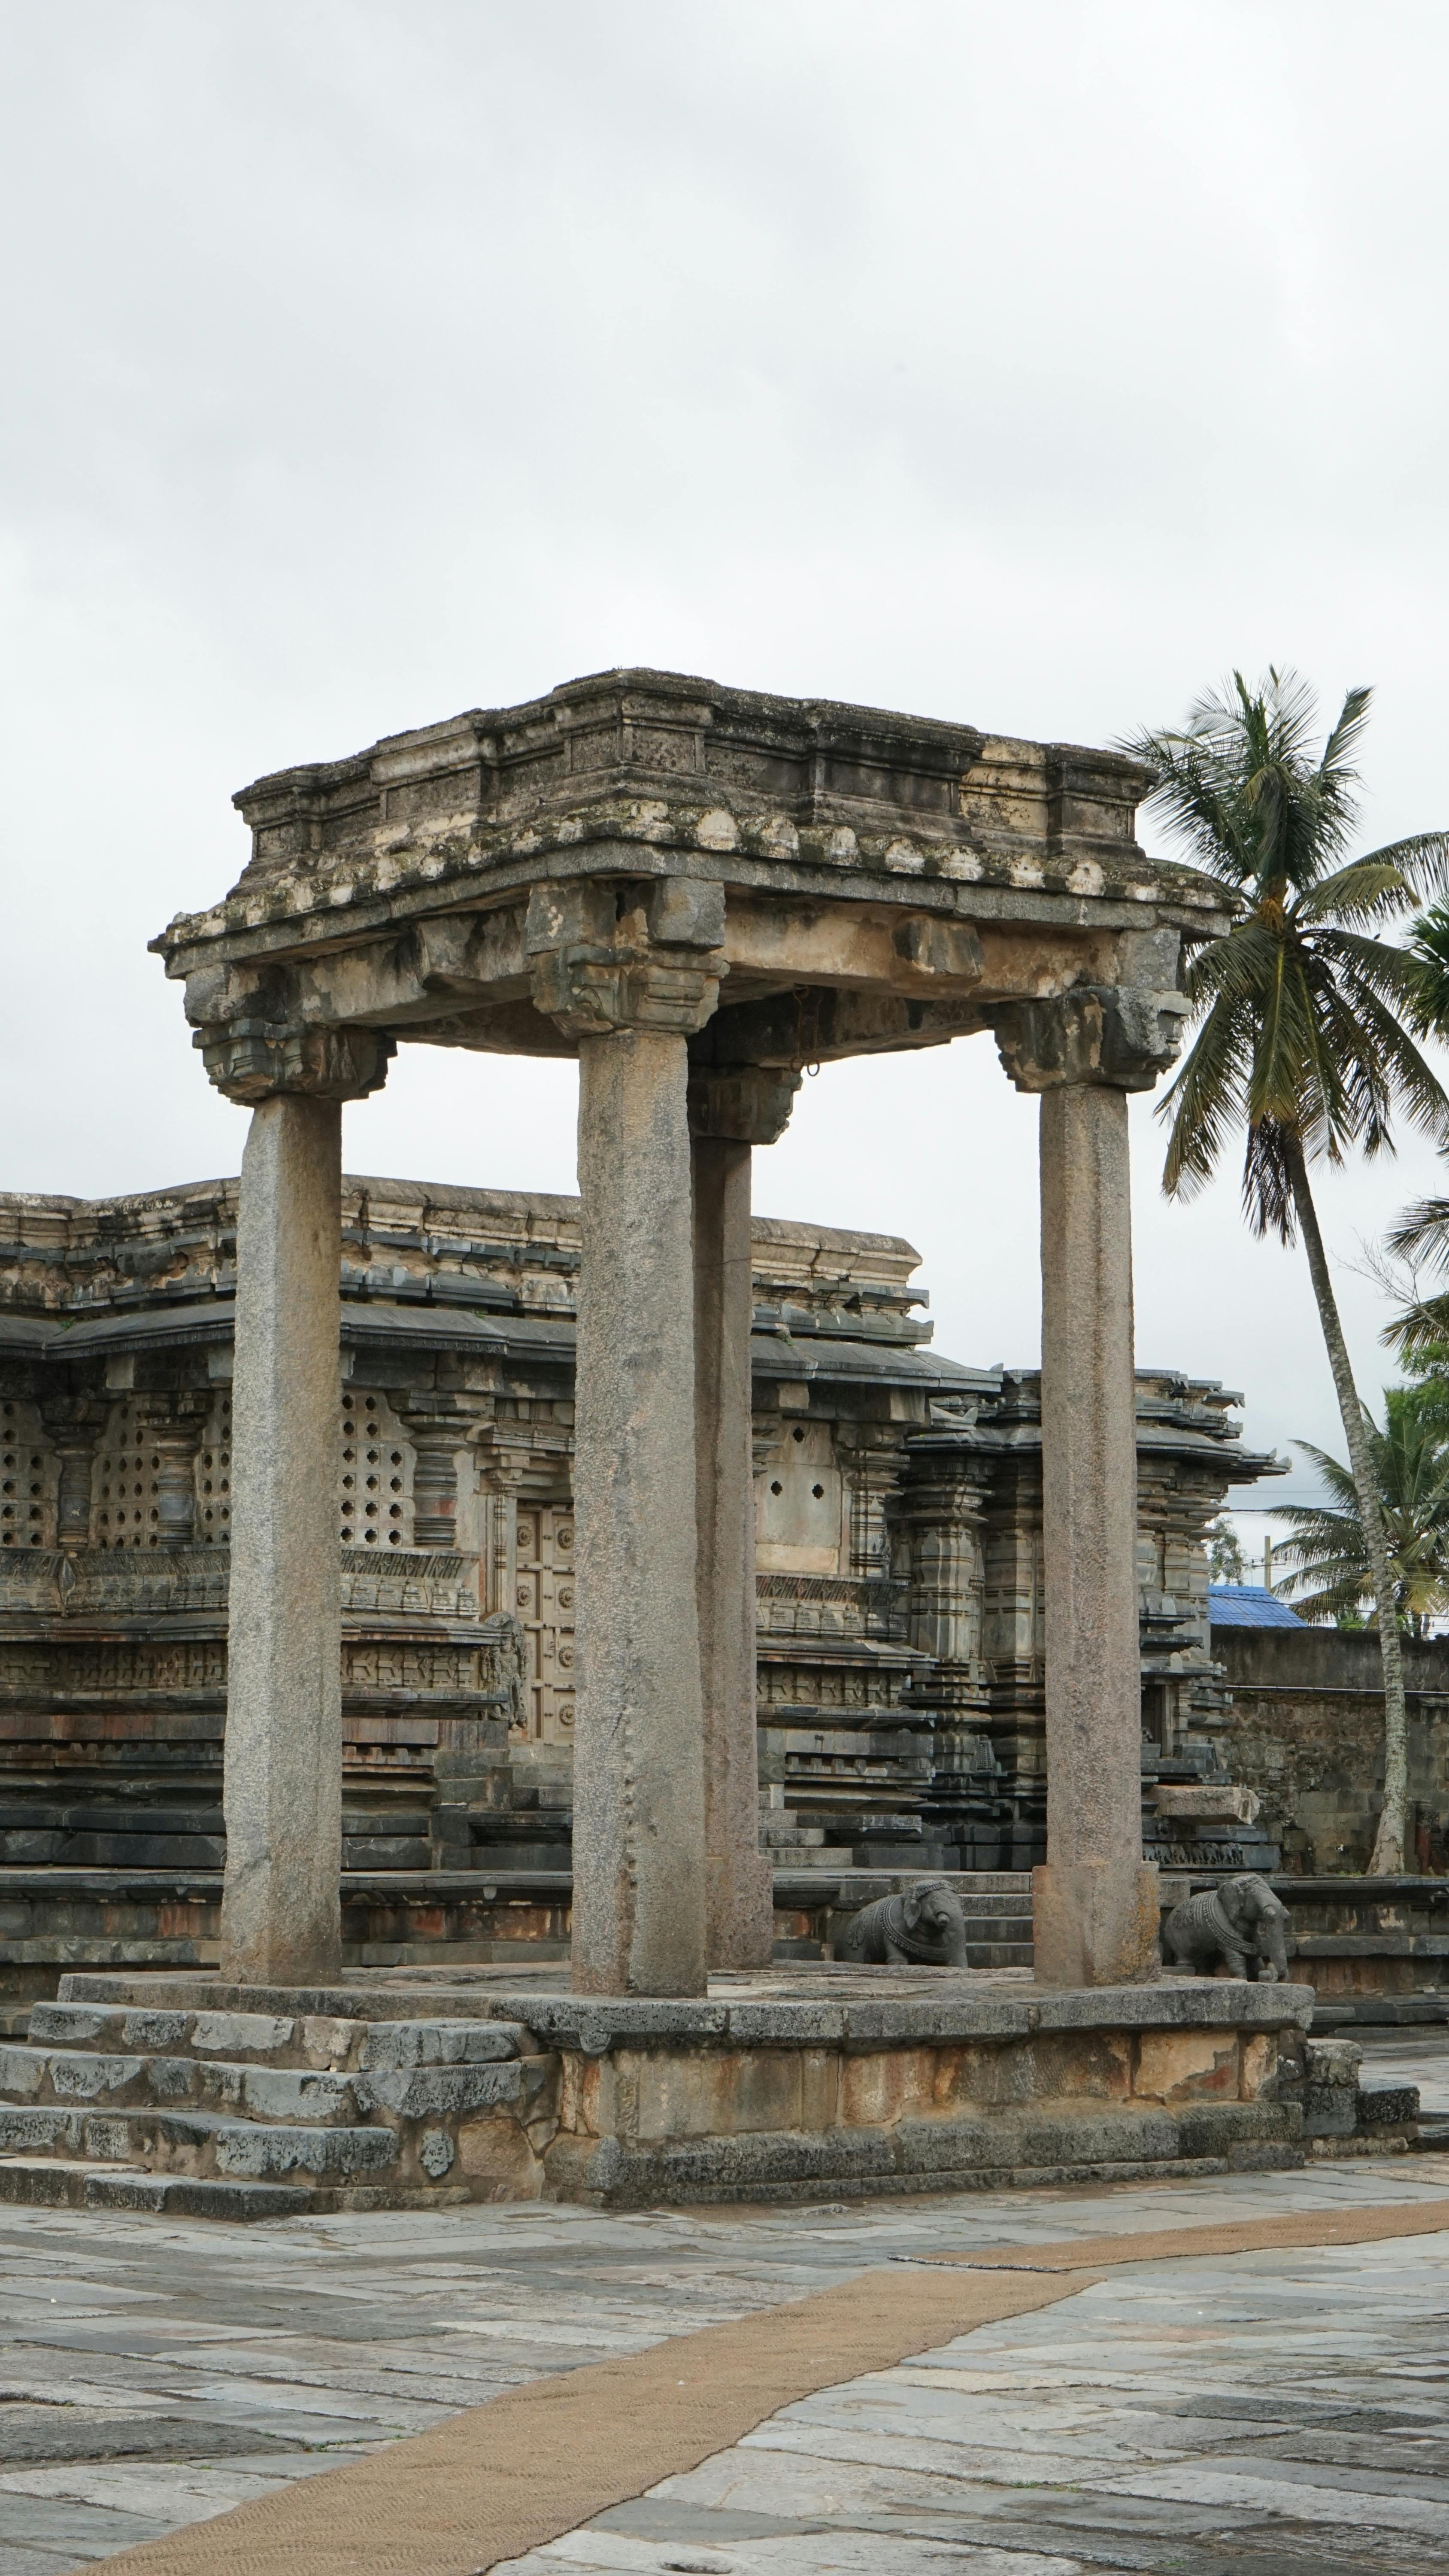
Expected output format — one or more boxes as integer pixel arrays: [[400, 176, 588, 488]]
[[1034, 1078, 1155, 1986], [357, 2019, 524, 2069], [692, 1127, 775, 1971], [570, 1027, 707, 1996], [222, 1094, 344, 1984]]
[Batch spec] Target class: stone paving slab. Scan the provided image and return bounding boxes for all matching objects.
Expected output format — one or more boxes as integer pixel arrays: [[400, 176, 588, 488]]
[[0, 2072, 1446, 2567]]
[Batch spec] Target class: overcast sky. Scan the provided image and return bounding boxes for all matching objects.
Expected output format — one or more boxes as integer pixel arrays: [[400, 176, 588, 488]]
[[3, 0, 1447, 1497]]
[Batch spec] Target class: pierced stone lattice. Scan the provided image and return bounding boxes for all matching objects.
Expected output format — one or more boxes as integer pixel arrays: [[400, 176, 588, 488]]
[[340, 1388, 415, 1548], [195, 1392, 233, 1544], [91, 1401, 166, 1549], [0, 1401, 55, 1549]]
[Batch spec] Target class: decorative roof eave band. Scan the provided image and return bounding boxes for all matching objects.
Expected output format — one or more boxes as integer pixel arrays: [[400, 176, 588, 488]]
[[151, 811, 1231, 980]]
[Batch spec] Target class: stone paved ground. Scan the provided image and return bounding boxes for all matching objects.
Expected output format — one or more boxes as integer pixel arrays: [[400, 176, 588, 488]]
[[0, 2029, 1445, 2572]]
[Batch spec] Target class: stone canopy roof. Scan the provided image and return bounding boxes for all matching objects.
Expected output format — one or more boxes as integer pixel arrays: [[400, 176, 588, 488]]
[[148, 668, 1230, 1102]]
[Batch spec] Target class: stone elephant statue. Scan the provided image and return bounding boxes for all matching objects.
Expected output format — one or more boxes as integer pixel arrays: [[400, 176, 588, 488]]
[[1161, 1873, 1291, 1982], [838, 1877, 970, 1968]]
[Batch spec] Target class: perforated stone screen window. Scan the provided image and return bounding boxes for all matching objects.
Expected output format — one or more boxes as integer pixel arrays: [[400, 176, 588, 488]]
[[195, 1393, 232, 1544], [340, 1390, 415, 1546], [91, 1400, 166, 1549], [0, 1400, 56, 1548]]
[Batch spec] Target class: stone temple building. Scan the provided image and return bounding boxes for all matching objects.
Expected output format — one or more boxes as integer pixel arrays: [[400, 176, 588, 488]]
[[0, 1170, 1277, 1993]]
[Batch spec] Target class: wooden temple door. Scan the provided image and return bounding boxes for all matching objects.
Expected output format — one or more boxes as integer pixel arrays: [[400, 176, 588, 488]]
[[513, 1502, 576, 1741]]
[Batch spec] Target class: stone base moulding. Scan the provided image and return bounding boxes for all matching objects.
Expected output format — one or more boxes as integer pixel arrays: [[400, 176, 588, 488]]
[[6, 1965, 1324, 2212]]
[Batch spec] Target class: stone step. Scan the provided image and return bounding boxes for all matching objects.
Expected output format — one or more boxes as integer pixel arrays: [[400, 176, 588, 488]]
[[0, 2047, 365, 2124], [0, 2156, 312, 2218], [24, 2000, 525, 2072], [0, 2041, 538, 2129], [0, 2102, 401, 2182]]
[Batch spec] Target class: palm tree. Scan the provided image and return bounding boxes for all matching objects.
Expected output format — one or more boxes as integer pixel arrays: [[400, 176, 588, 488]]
[[1275, 1397, 1449, 1639], [1123, 671, 1449, 1873]]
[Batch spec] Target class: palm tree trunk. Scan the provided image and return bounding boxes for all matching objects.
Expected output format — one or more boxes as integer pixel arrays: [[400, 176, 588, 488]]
[[1287, 1148, 1408, 1874]]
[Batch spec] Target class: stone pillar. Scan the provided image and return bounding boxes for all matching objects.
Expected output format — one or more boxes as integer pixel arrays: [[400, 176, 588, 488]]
[[223, 1095, 346, 1982], [994, 979, 1187, 1987], [689, 1064, 799, 1971], [1034, 1081, 1155, 1984], [188, 1011, 393, 1987], [529, 872, 728, 1996], [571, 1027, 706, 1993]]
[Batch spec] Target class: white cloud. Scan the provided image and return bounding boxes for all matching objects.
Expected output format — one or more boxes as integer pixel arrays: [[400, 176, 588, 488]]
[[3, 0, 1445, 1482]]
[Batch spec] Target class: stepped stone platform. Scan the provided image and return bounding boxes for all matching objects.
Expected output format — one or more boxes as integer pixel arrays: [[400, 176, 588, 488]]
[[0, 1866, 1037, 2026], [0, 1962, 1348, 2218]]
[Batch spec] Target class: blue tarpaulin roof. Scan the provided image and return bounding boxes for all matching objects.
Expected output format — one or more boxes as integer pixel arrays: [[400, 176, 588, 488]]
[[1208, 1585, 1306, 1628]]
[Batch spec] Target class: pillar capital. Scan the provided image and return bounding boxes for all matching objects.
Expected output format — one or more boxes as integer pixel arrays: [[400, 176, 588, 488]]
[[992, 984, 1188, 1095], [194, 1018, 394, 1106], [526, 876, 725, 1039], [687, 1062, 800, 1145]]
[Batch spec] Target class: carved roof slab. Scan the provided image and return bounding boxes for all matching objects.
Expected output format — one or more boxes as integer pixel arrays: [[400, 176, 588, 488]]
[[149, 668, 1231, 1096]]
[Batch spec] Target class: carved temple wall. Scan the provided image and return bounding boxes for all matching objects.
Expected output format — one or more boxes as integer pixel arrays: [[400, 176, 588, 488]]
[[0, 1177, 1279, 1879]]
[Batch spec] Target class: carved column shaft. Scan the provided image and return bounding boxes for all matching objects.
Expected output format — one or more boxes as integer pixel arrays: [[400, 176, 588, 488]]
[[50, 1422, 103, 1546], [403, 1416, 462, 1554], [146, 1419, 202, 1548]]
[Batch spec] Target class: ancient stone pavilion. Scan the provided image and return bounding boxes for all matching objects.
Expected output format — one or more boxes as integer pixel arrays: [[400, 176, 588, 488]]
[[152, 669, 1226, 2001]]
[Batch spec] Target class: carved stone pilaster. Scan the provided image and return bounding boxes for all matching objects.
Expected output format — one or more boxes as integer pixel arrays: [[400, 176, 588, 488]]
[[40, 1401, 107, 1548], [401, 1416, 462, 1554], [992, 984, 1188, 1094], [397, 1398, 493, 1556], [839, 1425, 903, 1582], [110, 1398, 206, 1549], [898, 1448, 991, 1707], [526, 877, 725, 1040]]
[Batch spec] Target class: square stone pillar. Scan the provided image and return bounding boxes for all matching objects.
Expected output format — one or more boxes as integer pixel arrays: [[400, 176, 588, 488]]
[[994, 984, 1189, 1987], [528, 874, 731, 1997], [688, 1065, 797, 1970], [186, 1018, 392, 1987], [222, 1093, 346, 1983], [1032, 1081, 1157, 1985], [572, 1027, 709, 1995]]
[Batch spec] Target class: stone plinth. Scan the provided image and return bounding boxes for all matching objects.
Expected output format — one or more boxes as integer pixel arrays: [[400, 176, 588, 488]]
[[44, 1965, 1316, 2211]]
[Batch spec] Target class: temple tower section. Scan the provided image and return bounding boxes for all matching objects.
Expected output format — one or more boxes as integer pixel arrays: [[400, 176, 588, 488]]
[[151, 669, 1230, 1995]]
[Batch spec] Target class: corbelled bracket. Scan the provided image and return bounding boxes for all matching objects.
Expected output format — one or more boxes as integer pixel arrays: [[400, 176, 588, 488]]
[[195, 1018, 395, 1106], [991, 985, 1189, 1095], [686, 1062, 801, 1146], [526, 877, 727, 1040]]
